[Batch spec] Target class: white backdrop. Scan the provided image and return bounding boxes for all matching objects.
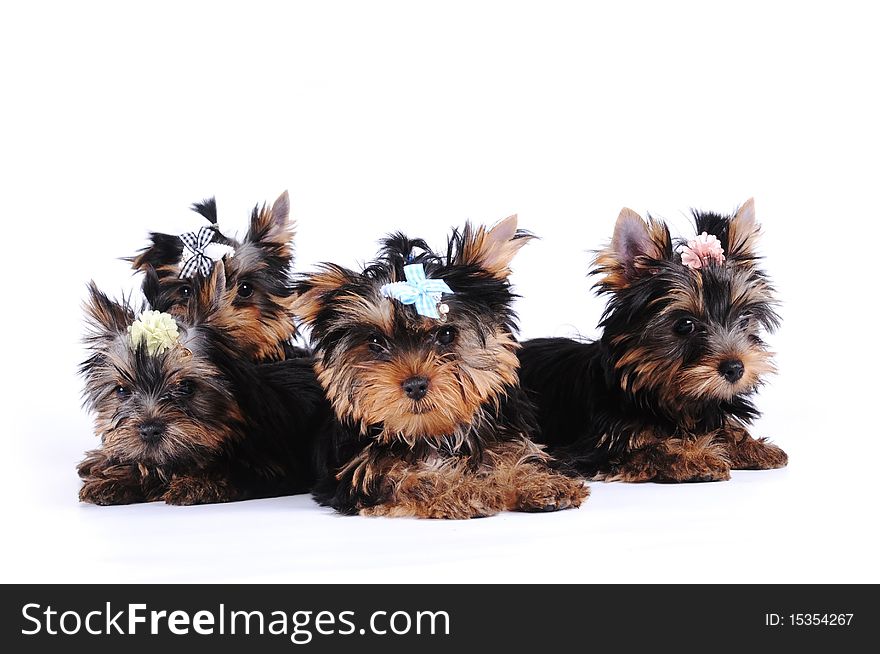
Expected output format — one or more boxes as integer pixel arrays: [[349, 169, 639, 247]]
[[1, 1, 877, 583]]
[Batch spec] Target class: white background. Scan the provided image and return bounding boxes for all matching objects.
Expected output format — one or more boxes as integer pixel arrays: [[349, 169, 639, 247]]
[[1, 1, 877, 583]]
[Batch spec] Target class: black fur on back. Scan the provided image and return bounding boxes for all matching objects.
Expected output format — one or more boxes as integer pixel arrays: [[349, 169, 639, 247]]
[[213, 353, 329, 497], [162, 271, 327, 497]]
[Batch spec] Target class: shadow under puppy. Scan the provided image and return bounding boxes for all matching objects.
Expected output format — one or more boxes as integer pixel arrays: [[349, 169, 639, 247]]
[[128, 191, 302, 361], [77, 264, 327, 505], [294, 216, 589, 518], [519, 199, 788, 482]]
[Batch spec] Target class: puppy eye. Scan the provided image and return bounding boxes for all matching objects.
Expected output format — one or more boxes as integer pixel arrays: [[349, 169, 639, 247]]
[[177, 380, 195, 396], [673, 318, 696, 336], [178, 286, 192, 298], [114, 385, 130, 398], [436, 326, 457, 346], [739, 312, 753, 328], [367, 333, 385, 354], [237, 282, 254, 298]]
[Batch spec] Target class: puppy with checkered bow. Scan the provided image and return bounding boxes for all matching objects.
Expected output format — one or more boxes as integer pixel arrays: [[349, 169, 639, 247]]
[[129, 191, 302, 361]]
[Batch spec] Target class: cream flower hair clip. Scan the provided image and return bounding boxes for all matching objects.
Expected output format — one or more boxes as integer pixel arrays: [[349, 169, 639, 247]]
[[128, 310, 180, 355]]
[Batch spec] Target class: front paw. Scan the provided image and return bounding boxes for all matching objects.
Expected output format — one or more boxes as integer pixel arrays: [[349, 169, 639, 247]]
[[730, 438, 788, 470], [516, 473, 590, 512], [77, 450, 111, 479], [162, 476, 236, 505], [604, 438, 732, 483], [79, 478, 143, 505], [756, 440, 788, 469], [661, 451, 731, 483]]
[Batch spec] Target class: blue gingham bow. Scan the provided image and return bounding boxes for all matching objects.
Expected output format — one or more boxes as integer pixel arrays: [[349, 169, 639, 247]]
[[380, 264, 454, 319], [179, 226, 218, 278]]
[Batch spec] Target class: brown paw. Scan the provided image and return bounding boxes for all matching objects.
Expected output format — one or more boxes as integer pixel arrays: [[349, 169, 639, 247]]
[[76, 459, 97, 479], [666, 453, 731, 482], [162, 476, 235, 505], [729, 438, 788, 470], [604, 439, 732, 483], [76, 450, 112, 479], [79, 478, 143, 505], [516, 474, 590, 512]]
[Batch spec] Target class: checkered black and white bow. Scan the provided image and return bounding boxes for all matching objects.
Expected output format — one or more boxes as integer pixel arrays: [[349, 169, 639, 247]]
[[179, 226, 218, 278]]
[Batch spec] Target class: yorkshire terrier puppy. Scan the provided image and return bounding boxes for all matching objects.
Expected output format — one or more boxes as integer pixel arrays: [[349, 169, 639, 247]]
[[294, 216, 589, 518], [77, 264, 326, 505], [129, 191, 300, 361], [519, 199, 788, 482]]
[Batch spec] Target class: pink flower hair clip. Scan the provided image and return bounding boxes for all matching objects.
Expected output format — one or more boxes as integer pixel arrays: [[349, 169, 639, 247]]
[[681, 232, 725, 269]]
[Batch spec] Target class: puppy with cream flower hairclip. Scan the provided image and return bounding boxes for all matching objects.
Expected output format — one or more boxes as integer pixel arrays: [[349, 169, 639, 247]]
[[77, 264, 329, 506]]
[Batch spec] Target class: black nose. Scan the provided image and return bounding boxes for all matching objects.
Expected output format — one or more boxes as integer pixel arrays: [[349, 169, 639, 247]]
[[719, 359, 745, 383], [402, 376, 429, 401], [138, 420, 165, 443]]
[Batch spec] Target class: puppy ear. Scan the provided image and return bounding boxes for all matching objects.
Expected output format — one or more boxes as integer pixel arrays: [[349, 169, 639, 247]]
[[456, 214, 535, 279], [271, 190, 291, 229], [727, 197, 760, 260], [247, 190, 294, 248], [595, 208, 671, 290], [292, 265, 352, 325], [84, 283, 134, 337]]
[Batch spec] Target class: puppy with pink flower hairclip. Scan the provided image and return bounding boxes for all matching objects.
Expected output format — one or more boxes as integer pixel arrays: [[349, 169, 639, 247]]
[[519, 198, 787, 483]]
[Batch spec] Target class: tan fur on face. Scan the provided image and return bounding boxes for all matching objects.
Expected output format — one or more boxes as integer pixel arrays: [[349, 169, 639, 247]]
[[613, 258, 777, 406], [317, 328, 521, 445], [88, 341, 244, 466], [678, 347, 776, 402], [457, 215, 534, 279], [181, 262, 294, 361], [178, 265, 296, 360], [94, 409, 240, 466], [353, 352, 483, 442], [616, 336, 775, 407]]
